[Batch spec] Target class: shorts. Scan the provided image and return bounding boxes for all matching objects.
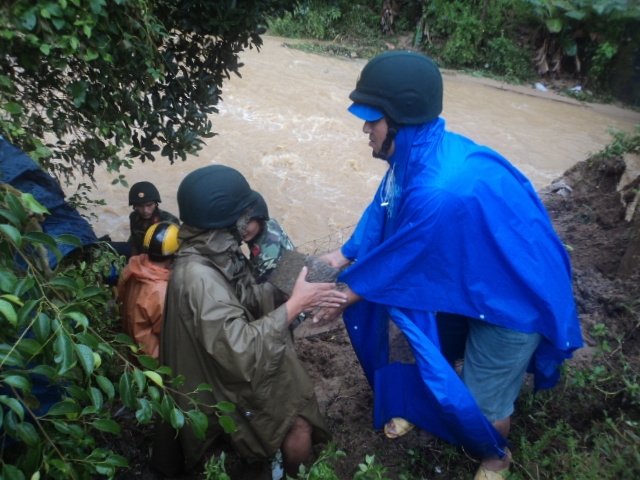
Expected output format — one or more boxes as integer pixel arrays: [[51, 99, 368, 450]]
[[436, 312, 542, 423]]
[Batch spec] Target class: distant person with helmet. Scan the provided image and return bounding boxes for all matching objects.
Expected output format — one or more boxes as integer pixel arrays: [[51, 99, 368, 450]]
[[314, 51, 583, 480], [242, 191, 295, 284], [127, 181, 180, 256], [154, 165, 347, 477], [118, 221, 180, 360]]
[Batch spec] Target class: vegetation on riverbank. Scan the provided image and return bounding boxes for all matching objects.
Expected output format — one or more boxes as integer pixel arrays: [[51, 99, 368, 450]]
[[267, 0, 640, 107]]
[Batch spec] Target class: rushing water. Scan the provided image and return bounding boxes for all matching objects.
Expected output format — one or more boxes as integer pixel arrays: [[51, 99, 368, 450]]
[[68, 36, 640, 248]]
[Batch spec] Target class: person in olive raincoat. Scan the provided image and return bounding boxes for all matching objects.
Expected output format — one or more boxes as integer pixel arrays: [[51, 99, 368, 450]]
[[156, 165, 347, 477]]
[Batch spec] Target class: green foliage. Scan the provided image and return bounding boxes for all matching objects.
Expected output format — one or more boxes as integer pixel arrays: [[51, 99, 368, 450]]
[[596, 126, 640, 159], [203, 451, 231, 480], [509, 405, 640, 479], [289, 442, 346, 479], [64, 183, 107, 223], [268, 1, 380, 41], [418, 0, 509, 65], [401, 440, 474, 479], [0, 186, 231, 478], [587, 41, 618, 92], [422, 1, 482, 66], [525, 0, 640, 86], [0, 0, 296, 183], [289, 1, 343, 40], [485, 35, 534, 82], [353, 454, 390, 479], [504, 319, 640, 480], [405, 1, 538, 81], [441, 13, 484, 66], [269, 1, 639, 102], [337, 4, 382, 40]]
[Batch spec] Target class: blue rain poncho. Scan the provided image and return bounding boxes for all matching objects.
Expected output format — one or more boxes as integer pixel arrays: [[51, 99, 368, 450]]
[[339, 118, 583, 458]]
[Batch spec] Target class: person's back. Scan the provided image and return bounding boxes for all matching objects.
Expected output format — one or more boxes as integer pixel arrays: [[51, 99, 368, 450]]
[[118, 222, 179, 359]]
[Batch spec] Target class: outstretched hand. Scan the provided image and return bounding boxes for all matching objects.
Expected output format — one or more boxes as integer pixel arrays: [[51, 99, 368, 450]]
[[312, 305, 344, 327], [317, 248, 351, 270], [285, 267, 347, 324], [312, 284, 361, 327]]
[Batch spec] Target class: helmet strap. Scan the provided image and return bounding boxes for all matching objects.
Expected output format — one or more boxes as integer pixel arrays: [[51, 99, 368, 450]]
[[149, 253, 174, 263], [373, 117, 401, 160], [227, 226, 243, 245]]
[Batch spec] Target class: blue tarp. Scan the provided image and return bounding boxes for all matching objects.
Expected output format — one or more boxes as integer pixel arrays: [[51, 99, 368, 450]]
[[0, 136, 98, 268], [0, 137, 101, 450]]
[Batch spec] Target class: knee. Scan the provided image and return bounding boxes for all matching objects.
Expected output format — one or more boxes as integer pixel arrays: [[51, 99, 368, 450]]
[[289, 416, 312, 437]]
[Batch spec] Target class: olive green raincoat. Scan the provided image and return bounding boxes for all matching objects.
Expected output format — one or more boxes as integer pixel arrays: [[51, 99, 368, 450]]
[[160, 225, 329, 469]]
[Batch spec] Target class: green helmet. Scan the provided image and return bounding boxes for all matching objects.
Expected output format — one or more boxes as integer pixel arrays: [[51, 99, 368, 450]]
[[177, 165, 260, 229], [348, 51, 443, 125], [129, 181, 161, 205], [250, 192, 270, 221]]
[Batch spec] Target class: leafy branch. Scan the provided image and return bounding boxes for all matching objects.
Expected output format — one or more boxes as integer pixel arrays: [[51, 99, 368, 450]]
[[0, 187, 233, 479]]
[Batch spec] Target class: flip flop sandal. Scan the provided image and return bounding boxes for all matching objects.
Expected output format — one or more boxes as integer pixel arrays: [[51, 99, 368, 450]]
[[383, 417, 414, 438], [473, 465, 510, 480]]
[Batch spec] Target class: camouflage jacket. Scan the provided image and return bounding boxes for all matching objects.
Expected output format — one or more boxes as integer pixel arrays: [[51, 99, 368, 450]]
[[127, 207, 180, 254], [247, 219, 295, 284]]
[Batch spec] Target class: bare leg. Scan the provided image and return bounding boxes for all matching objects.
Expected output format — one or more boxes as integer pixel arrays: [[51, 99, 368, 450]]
[[481, 417, 511, 471], [281, 416, 313, 477]]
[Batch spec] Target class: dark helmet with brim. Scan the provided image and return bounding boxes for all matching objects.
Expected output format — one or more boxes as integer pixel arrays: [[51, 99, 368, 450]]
[[129, 181, 161, 205], [177, 165, 260, 229], [250, 192, 270, 221], [348, 51, 443, 125]]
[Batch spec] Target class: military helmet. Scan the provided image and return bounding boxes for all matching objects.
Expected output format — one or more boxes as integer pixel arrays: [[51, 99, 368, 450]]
[[348, 51, 443, 125], [250, 192, 270, 221], [177, 165, 260, 229], [129, 181, 161, 205], [143, 222, 179, 259]]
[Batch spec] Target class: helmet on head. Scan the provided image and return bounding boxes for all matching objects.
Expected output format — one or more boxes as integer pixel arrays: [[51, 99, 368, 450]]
[[143, 222, 179, 260], [250, 192, 270, 221], [177, 165, 260, 229], [129, 181, 161, 205], [348, 51, 443, 125]]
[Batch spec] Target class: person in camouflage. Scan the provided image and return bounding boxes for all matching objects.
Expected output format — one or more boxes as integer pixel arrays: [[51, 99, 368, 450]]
[[241, 192, 295, 284], [127, 181, 180, 257], [241, 193, 307, 329]]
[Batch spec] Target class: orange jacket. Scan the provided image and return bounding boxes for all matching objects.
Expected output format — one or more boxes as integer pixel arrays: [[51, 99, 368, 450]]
[[118, 254, 171, 360]]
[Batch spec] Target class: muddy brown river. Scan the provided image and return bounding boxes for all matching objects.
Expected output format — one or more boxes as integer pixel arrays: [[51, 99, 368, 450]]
[[67, 36, 640, 248]]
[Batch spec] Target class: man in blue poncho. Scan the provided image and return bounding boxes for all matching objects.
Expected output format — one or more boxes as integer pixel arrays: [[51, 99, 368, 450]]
[[315, 51, 583, 480]]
